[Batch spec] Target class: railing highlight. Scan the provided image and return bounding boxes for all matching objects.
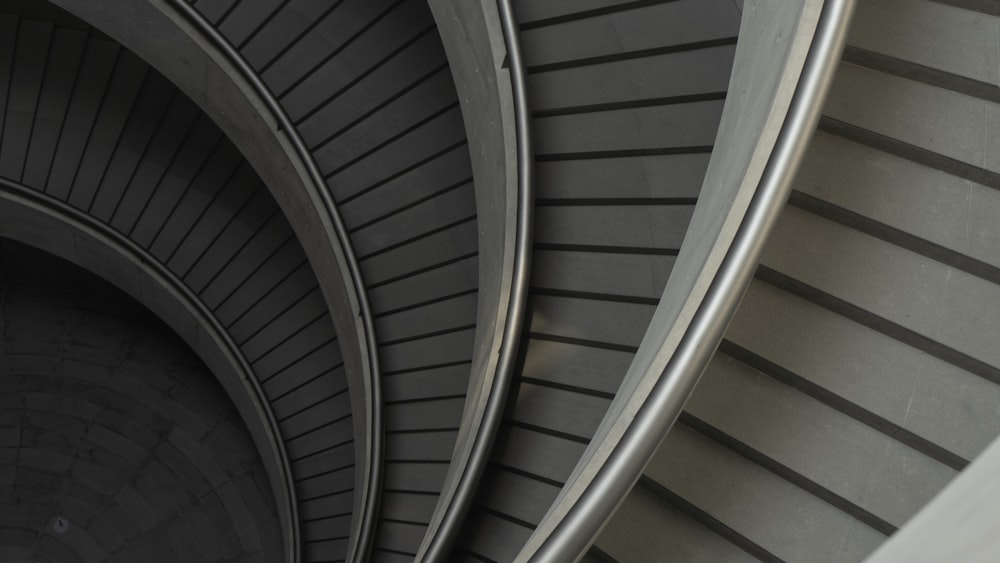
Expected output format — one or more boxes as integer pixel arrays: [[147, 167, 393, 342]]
[[161, 2, 385, 561], [517, 0, 857, 560], [418, 0, 534, 559]]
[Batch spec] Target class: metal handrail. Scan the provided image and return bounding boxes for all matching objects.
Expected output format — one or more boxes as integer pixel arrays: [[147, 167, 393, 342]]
[[162, 2, 384, 561], [420, 0, 534, 559], [0, 178, 300, 562], [519, 0, 856, 560]]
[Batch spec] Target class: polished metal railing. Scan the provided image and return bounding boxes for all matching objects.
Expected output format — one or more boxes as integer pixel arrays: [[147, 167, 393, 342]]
[[419, 0, 534, 559], [162, 2, 385, 561], [518, 0, 857, 560]]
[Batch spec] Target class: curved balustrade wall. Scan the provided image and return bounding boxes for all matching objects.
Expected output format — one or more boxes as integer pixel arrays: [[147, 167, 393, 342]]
[[183, 0, 480, 558], [454, 1, 741, 560], [594, 0, 1000, 561], [0, 9, 353, 560]]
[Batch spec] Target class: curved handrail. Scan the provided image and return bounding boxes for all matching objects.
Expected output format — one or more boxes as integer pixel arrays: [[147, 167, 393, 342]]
[[161, 3, 384, 561], [418, 0, 534, 559], [517, 0, 857, 560], [0, 178, 300, 561]]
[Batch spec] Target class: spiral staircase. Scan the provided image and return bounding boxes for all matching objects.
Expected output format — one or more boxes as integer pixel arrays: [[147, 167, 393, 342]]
[[1, 0, 999, 561]]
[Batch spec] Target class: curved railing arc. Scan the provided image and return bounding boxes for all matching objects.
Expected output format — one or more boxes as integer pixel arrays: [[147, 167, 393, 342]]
[[516, 0, 858, 560], [0, 178, 301, 562], [417, 0, 533, 559], [162, 3, 386, 560]]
